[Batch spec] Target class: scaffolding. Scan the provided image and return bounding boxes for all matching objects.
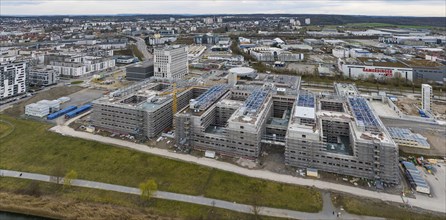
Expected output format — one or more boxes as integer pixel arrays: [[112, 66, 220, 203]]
[[243, 88, 269, 115], [348, 97, 380, 132]]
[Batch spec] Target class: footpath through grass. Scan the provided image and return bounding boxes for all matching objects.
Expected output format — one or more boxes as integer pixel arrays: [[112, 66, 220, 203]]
[[0, 114, 322, 213], [0, 177, 282, 220], [0, 120, 14, 138], [331, 193, 445, 220]]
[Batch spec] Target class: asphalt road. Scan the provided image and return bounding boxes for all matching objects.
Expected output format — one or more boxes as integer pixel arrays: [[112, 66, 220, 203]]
[[0, 169, 380, 220], [49, 124, 446, 213], [128, 36, 152, 61]]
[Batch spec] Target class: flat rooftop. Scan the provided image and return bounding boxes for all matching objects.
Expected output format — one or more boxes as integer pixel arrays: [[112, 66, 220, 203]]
[[402, 59, 444, 67], [357, 57, 409, 68]]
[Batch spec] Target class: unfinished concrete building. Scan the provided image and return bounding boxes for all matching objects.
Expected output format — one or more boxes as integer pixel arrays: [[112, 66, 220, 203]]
[[285, 84, 399, 184], [91, 79, 205, 139], [90, 72, 399, 184], [175, 74, 300, 159]]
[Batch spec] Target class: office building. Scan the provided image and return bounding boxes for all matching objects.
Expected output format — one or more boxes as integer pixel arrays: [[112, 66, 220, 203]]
[[126, 61, 154, 81], [29, 68, 58, 86], [421, 84, 432, 111], [154, 45, 188, 79], [0, 61, 28, 100]]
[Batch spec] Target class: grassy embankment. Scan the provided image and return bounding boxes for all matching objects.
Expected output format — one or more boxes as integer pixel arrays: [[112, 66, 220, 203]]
[[130, 44, 144, 61], [331, 193, 445, 220], [0, 177, 282, 220], [0, 114, 322, 213]]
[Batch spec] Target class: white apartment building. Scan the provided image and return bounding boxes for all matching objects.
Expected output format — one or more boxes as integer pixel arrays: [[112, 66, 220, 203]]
[[305, 18, 311, 25], [154, 45, 188, 79], [48, 56, 115, 77], [0, 61, 27, 100], [29, 68, 59, 86], [421, 84, 432, 111]]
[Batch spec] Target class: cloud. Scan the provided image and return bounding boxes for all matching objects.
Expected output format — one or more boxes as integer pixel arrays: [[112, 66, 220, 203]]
[[0, 0, 445, 16]]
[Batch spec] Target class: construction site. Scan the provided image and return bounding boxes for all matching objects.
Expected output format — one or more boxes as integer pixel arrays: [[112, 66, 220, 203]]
[[90, 69, 399, 184], [285, 84, 399, 184]]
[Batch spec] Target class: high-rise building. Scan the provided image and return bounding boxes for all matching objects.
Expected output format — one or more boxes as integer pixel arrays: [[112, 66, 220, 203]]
[[305, 18, 311, 25], [154, 45, 188, 79], [421, 84, 432, 111], [0, 61, 28, 100]]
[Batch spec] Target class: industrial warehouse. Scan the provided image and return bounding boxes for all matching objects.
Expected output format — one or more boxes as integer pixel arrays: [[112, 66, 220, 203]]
[[90, 68, 399, 184]]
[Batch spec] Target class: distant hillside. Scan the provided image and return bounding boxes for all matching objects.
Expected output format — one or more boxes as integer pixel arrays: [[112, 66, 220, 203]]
[[222, 14, 446, 27], [1, 14, 445, 27]]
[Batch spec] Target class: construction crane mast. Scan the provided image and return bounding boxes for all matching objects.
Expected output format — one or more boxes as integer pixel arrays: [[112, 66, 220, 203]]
[[172, 83, 178, 114]]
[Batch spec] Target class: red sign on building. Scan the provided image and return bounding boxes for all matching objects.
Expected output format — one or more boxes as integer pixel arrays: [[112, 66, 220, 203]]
[[363, 68, 393, 77]]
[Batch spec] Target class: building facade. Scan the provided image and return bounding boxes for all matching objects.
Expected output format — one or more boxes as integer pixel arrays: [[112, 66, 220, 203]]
[[126, 61, 154, 81], [421, 84, 432, 111], [154, 45, 188, 79], [29, 68, 58, 86], [0, 61, 28, 100], [285, 90, 399, 184]]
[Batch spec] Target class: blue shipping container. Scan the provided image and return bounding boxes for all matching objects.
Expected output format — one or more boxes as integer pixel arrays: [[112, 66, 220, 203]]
[[65, 104, 92, 118], [47, 106, 77, 120]]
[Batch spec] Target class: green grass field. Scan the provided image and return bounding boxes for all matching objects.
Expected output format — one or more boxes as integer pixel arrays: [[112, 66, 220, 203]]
[[0, 177, 282, 220], [0, 120, 14, 138], [331, 193, 445, 220], [0, 114, 322, 212]]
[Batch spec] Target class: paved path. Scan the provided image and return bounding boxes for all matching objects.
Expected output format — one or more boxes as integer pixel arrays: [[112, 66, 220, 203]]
[[0, 169, 381, 220], [49, 125, 446, 214]]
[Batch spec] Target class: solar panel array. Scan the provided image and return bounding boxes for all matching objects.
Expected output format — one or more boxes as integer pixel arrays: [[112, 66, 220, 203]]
[[194, 84, 229, 111], [348, 97, 380, 130], [243, 89, 269, 115], [297, 91, 315, 107], [402, 161, 429, 190], [387, 127, 430, 147]]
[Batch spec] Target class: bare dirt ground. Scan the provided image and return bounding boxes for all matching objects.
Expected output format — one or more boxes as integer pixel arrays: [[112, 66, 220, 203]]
[[0, 192, 176, 220], [396, 96, 446, 119], [432, 101, 446, 120], [396, 96, 420, 116], [400, 127, 446, 157], [259, 145, 289, 174], [90, 70, 133, 90], [286, 63, 316, 75]]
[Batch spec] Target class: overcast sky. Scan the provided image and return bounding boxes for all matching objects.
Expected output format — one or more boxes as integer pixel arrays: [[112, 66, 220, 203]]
[[1, 0, 445, 17]]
